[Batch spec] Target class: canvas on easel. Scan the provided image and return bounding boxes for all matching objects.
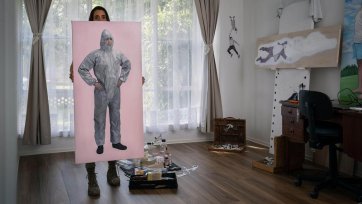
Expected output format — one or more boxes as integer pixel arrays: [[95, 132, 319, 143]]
[[263, 0, 314, 154]]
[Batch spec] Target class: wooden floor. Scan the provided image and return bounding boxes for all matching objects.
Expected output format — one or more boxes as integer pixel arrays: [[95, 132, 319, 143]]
[[17, 142, 357, 204]]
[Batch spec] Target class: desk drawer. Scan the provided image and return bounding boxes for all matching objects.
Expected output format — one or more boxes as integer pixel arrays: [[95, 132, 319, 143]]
[[281, 106, 299, 118], [282, 117, 305, 143]]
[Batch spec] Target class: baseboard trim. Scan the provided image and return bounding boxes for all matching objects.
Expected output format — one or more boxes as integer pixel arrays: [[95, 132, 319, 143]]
[[20, 147, 76, 156], [166, 137, 213, 144], [18, 136, 214, 156], [18, 137, 75, 156], [246, 137, 269, 147]]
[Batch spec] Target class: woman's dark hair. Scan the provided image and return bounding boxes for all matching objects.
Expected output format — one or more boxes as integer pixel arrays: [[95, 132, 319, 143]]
[[88, 6, 110, 21]]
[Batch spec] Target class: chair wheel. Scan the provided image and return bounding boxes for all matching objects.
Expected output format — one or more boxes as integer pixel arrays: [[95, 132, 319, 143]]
[[310, 191, 318, 199], [294, 179, 302, 187]]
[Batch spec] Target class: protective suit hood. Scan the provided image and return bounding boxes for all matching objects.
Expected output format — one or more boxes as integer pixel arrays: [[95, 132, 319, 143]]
[[100, 29, 113, 52], [79, 28, 131, 102]]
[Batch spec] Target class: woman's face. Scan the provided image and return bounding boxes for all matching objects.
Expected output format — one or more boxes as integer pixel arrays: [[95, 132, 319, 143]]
[[93, 10, 107, 21]]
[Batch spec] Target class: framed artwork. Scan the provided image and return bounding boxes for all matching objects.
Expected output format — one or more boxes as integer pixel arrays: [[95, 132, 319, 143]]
[[341, 0, 362, 102]]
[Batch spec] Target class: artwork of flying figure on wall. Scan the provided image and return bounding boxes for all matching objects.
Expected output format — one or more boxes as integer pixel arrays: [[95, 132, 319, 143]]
[[227, 16, 240, 58], [255, 30, 338, 67], [230, 16, 237, 33], [256, 41, 288, 63]]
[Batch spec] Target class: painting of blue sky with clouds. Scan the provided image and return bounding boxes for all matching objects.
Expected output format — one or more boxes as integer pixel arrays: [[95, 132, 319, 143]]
[[341, 0, 362, 102]]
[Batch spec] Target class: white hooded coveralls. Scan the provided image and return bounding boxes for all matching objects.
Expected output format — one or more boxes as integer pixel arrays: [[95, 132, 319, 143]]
[[78, 29, 131, 146]]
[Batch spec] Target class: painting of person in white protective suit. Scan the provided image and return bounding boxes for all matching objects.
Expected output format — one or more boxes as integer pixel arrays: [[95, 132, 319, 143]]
[[78, 29, 131, 154]]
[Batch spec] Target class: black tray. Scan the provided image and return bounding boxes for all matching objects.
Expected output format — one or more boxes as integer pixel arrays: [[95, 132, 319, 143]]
[[129, 172, 178, 189], [119, 162, 182, 177]]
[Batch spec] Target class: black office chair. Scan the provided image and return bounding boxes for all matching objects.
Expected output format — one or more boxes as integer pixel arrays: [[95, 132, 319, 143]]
[[297, 90, 343, 199]]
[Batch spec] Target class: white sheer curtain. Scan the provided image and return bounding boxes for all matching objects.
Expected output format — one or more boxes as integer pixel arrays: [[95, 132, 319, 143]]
[[18, 0, 203, 137], [109, 0, 204, 132]]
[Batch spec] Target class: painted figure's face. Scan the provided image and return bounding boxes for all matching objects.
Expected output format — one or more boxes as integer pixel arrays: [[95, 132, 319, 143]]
[[93, 10, 107, 21], [100, 29, 114, 51], [105, 37, 113, 46]]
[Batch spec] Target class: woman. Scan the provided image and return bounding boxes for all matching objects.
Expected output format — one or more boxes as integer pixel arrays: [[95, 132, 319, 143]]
[[70, 6, 119, 197]]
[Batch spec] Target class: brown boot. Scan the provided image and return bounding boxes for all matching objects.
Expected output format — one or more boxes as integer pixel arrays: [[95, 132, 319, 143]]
[[86, 163, 100, 197], [107, 161, 120, 186]]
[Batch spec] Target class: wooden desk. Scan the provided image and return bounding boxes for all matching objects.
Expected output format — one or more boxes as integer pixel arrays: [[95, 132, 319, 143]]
[[280, 102, 305, 171], [280, 101, 362, 171], [340, 110, 362, 162]]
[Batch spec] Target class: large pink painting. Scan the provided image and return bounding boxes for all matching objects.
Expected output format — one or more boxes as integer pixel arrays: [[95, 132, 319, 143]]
[[72, 21, 143, 164]]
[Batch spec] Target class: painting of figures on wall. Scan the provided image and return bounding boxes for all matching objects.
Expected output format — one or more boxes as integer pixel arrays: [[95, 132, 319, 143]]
[[341, 0, 362, 102], [255, 25, 341, 69]]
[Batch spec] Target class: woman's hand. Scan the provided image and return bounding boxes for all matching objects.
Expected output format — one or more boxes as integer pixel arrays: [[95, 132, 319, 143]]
[[69, 63, 74, 83]]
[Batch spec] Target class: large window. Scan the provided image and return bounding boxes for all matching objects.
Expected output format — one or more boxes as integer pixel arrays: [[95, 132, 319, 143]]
[[18, 0, 203, 137]]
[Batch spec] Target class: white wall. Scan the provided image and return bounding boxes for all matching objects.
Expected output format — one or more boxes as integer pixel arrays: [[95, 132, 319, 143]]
[[0, 0, 18, 203], [217, 0, 280, 146], [217, 0, 345, 146], [250, 0, 281, 146], [309, 0, 344, 96], [216, 0, 244, 119]]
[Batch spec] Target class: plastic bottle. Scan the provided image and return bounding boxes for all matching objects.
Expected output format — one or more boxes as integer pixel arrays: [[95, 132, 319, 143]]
[[144, 142, 152, 160], [164, 147, 172, 168], [160, 139, 167, 155]]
